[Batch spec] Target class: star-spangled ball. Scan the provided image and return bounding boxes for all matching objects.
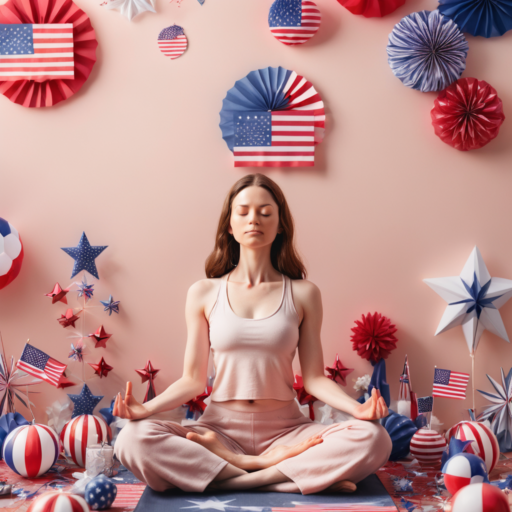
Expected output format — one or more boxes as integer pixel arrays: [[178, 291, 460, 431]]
[[61, 232, 108, 280], [0, 217, 24, 291], [85, 475, 117, 510], [158, 24, 184, 40], [68, 384, 104, 418]]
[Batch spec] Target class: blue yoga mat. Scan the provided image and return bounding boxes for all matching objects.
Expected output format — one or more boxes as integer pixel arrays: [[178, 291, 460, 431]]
[[133, 474, 396, 511]]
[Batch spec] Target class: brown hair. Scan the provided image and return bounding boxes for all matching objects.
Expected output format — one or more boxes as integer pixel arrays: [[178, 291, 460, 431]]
[[205, 174, 307, 280]]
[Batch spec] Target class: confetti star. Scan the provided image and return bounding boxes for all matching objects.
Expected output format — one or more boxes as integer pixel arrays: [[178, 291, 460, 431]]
[[181, 499, 237, 511], [68, 383, 104, 418], [61, 232, 108, 280], [69, 340, 85, 362], [77, 275, 94, 302], [325, 353, 354, 386], [88, 325, 112, 349], [58, 308, 81, 328], [89, 357, 114, 378], [45, 283, 69, 304], [100, 295, 120, 316]]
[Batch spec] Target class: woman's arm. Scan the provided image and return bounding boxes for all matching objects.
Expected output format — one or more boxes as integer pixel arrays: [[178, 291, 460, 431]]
[[295, 281, 388, 420], [114, 280, 213, 419]]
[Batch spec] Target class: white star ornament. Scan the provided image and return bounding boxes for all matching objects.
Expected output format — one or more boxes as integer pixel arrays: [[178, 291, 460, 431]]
[[424, 246, 512, 355], [106, 0, 156, 21]]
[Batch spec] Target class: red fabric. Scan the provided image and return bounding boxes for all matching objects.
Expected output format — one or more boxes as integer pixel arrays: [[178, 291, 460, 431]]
[[350, 312, 398, 362], [0, 0, 98, 107], [431, 77, 505, 151], [337, 0, 405, 17]]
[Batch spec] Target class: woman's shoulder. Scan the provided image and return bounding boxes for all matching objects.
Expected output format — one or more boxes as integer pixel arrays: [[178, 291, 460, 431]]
[[187, 276, 224, 299]]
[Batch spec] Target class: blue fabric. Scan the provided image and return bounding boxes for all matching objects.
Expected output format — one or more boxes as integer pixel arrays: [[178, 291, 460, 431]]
[[380, 411, 417, 461], [356, 359, 391, 407], [219, 67, 293, 152], [438, 0, 512, 37], [0, 413, 29, 460]]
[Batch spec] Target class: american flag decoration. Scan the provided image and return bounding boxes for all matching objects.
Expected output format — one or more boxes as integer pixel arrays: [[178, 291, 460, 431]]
[[433, 368, 470, 400], [0, 24, 74, 81], [232, 71, 324, 167], [157, 24, 187, 60], [409, 429, 446, 467], [417, 396, 433, 413], [268, 0, 321, 46], [16, 343, 67, 388]]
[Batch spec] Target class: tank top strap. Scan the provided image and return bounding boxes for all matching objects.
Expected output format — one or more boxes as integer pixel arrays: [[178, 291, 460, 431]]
[[208, 273, 229, 324]]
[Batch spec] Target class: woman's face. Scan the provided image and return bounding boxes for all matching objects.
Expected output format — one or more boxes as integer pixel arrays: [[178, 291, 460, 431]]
[[229, 186, 280, 248]]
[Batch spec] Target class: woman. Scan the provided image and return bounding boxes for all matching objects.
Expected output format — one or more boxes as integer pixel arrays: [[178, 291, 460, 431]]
[[113, 174, 392, 495]]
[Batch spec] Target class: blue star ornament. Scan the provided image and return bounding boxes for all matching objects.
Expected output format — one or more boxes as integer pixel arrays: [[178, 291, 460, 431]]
[[68, 384, 104, 418], [100, 295, 120, 316], [424, 246, 512, 354], [62, 232, 108, 280]]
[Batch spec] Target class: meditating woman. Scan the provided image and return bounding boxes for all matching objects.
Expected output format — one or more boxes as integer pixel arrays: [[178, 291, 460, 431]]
[[113, 173, 392, 495]]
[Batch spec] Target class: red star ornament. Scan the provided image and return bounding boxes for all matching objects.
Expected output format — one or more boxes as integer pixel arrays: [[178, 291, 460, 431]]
[[89, 357, 114, 378], [293, 374, 318, 421], [57, 372, 76, 388], [184, 389, 210, 417], [58, 308, 81, 328], [89, 325, 112, 349], [135, 360, 160, 402], [325, 353, 354, 386], [45, 283, 69, 304]]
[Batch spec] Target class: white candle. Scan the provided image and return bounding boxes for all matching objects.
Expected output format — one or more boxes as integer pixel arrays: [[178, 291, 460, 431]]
[[86, 444, 114, 478]]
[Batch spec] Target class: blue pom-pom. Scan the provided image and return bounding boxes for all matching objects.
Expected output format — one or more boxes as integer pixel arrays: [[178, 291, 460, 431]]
[[85, 476, 118, 510]]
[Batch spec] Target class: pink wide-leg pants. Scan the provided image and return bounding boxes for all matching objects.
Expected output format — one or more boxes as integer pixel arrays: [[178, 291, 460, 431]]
[[114, 400, 392, 495]]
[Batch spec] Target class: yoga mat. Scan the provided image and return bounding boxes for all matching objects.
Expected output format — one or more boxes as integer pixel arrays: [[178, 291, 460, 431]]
[[134, 474, 397, 511]]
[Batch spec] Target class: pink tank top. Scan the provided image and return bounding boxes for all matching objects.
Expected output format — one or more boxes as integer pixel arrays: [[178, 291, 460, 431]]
[[208, 271, 300, 402]]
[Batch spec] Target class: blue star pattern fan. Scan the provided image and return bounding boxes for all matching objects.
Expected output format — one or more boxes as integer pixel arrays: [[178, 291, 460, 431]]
[[220, 66, 325, 168], [438, 0, 512, 37], [269, 0, 321, 45], [61, 232, 108, 279], [387, 10, 469, 92]]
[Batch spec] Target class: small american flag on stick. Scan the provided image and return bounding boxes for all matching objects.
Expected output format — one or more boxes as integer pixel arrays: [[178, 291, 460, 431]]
[[17, 343, 67, 387], [0, 24, 74, 81], [432, 368, 469, 400]]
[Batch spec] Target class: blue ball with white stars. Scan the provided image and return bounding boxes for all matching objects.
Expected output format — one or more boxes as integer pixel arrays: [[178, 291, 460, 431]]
[[85, 475, 117, 510]]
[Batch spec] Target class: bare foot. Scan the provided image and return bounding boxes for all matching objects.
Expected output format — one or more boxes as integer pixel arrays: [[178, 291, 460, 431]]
[[186, 430, 235, 462], [320, 480, 357, 493]]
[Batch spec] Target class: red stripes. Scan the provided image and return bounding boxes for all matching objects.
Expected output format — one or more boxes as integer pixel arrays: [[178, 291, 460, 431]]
[[81, 415, 88, 467], [235, 161, 314, 168], [33, 28, 73, 33], [25, 426, 42, 478]]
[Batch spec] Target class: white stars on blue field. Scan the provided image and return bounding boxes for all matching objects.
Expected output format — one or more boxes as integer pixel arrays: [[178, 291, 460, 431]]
[[234, 113, 272, 147], [61, 232, 108, 279], [0, 25, 34, 56]]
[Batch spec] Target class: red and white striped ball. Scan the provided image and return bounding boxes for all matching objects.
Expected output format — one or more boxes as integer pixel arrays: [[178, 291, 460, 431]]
[[446, 421, 499, 473], [60, 415, 111, 467], [409, 428, 446, 467], [268, 0, 322, 46], [2, 424, 59, 478], [157, 24, 188, 60], [450, 483, 509, 512], [27, 491, 89, 512]]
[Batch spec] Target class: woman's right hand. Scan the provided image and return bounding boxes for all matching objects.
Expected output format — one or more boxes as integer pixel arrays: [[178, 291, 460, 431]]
[[113, 381, 151, 420]]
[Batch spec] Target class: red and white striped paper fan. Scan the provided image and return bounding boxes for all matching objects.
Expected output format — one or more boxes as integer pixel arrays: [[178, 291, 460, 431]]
[[158, 24, 188, 60], [410, 429, 446, 467], [269, 0, 321, 46]]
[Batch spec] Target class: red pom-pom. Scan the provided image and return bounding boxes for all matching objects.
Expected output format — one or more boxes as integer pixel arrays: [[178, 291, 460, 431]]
[[431, 78, 505, 151], [350, 312, 398, 362], [337, 0, 405, 18]]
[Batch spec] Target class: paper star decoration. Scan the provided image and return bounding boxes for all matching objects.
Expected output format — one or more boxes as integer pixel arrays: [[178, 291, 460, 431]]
[[293, 374, 318, 421], [100, 295, 120, 316], [45, 283, 69, 304], [88, 326, 112, 349], [181, 498, 236, 511], [325, 353, 353, 386], [68, 383, 104, 418], [69, 341, 85, 362], [57, 373, 76, 389], [135, 360, 160, 402], [106, 0, 156, 21], [89, 357, 114, 378], [58, 308, 81, 328], [424, 246, 512, 354], [184, 389, 210, 419], [77, 276, 94, 302], [61, 232, 108, 280]]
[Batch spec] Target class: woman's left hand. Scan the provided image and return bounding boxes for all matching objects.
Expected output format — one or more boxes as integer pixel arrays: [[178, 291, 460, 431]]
[[352, 388, 388, 421]]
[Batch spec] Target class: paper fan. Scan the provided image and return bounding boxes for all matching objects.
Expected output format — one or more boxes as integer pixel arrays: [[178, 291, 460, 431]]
[[0, 0, 98, 108], [219, 66, 325, 168], [158, 24, 188, 60], [337, 0, 405, 17], [268, 0, 321, 46], [438, 0, 512, 38]]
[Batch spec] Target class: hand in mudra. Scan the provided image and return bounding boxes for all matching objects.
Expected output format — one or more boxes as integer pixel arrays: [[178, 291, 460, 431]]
[[352, 388, 388, 421], [113, 381, 151, 420], [186, 430, 323, 470]]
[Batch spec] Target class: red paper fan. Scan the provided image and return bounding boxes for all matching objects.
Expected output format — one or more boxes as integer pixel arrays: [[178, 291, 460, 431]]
[[337, 0, 405, 17], [431, 78, 505, 151], [0, 0, 98, 108], [350, 312, 398, 362]]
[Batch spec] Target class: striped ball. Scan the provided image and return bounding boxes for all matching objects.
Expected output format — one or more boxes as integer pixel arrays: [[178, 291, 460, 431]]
[[446, 421, 499, 473], [269, 0, 321, 46], [158, 25, 188, 60], [409, 428, 446, 467], [27, 491, 89, 512], [60, 415, 111, 467], [2, 424, 59, 478]]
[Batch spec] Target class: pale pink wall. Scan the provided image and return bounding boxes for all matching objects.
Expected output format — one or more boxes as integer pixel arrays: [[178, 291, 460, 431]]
[[1, 0, 512, 431]]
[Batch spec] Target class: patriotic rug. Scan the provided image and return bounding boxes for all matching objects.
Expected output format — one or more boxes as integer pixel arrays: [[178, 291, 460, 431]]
[[133, 474, 396, 512]]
